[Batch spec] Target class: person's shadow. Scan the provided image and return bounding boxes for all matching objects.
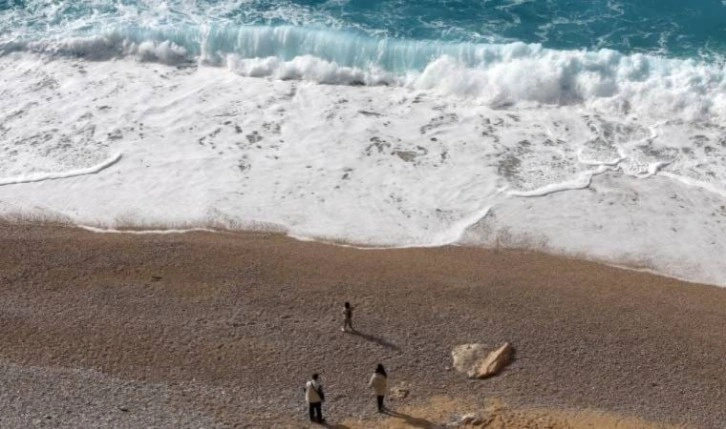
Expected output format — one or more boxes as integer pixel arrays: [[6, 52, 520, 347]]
[[349, 329, 401, 352], [384, 409, 441, 428], [321, 423, 351, 429]]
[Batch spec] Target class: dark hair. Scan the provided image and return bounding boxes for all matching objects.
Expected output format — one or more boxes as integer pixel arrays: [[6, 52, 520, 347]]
[[344, 302, 350, 308], [312, 373, 319, 380], [375, 364, 387, 377]]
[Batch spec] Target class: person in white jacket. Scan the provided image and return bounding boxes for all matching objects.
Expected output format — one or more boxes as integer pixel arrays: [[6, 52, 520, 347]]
[[304, 373, 325, 423], [368, 364, 388, 413]]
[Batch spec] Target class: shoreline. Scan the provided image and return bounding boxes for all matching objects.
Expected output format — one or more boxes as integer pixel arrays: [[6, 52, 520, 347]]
[[6, 218, 723, 290], [2, 52, 726, 290], [1, 222, 725, 427]]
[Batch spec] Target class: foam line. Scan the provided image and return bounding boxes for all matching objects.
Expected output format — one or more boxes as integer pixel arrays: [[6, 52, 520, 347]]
[[576, 149, 623, 167], [0, 153, 123, 187], [507, 166, 611, 197], [77, 225, 214, 235], [290, 206, 493, 250], [660, 172, 726, 199], [631, 160, 672, 179], [438, 205, 493, 246]]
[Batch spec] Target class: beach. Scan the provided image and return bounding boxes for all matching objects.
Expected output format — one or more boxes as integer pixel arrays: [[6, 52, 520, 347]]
[[1, 222, 724, 428], [2, 1, 725, 427]]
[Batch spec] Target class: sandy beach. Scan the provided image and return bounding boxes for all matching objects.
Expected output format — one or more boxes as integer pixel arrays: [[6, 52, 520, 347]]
[[1, 222, 725, 428]]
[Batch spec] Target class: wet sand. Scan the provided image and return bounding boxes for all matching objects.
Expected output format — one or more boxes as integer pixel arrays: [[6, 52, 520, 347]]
[[0, 223, 725, 428]]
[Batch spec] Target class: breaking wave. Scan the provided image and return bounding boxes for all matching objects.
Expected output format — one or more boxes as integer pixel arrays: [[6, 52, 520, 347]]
[[1, 25, 724, 120]]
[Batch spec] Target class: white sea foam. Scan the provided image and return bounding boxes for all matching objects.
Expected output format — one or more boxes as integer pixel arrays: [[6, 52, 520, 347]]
[[1, 54, 725, 287], [77, 225, 214, 235], [506, 167, 610, 197], [3, 29, 724, 121]]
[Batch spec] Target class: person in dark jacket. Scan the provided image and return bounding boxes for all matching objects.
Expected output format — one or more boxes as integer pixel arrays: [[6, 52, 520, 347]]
[[341, 302, 354, 332]]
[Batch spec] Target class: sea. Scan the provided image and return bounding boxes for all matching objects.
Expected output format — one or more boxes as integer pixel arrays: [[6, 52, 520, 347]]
[[0, 0, 725, 285]]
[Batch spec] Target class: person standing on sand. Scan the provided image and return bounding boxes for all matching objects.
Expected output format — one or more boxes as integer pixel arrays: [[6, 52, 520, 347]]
[[368, 364, 388, 413], [305, 373, 325, 423], [341, 302, 354, 332]]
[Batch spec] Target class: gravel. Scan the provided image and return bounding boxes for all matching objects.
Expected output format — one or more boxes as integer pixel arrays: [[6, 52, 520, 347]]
[[1, 223, 725, 428]]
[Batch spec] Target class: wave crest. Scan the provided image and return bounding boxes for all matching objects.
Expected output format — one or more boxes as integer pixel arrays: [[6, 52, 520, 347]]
[[1, 25, 724, 120]]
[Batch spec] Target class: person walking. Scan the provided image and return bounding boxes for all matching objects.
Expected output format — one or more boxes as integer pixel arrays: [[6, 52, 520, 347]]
[[305, 373, 325, 423], [341, 302, 354, 332], [368, 364, 388, 413]]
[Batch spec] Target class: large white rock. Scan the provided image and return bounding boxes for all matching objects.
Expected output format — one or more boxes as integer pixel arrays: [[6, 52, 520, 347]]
[[451, 343, 513, 379]]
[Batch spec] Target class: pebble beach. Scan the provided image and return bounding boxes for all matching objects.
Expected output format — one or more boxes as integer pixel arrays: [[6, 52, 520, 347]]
[[1, 223, 725, 428]]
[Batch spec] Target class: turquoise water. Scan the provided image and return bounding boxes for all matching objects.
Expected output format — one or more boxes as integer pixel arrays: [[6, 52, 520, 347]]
[[1, 0, 724, 70]]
